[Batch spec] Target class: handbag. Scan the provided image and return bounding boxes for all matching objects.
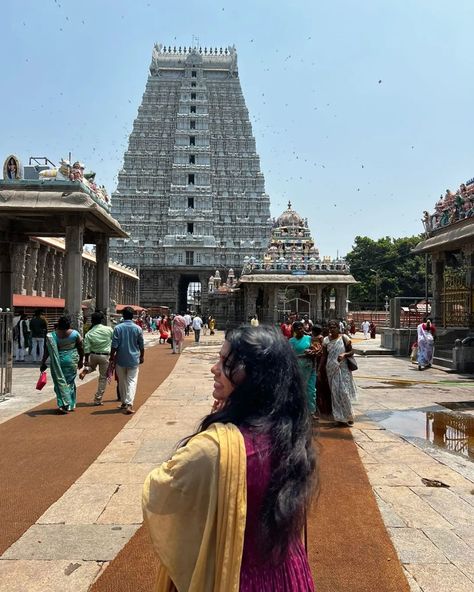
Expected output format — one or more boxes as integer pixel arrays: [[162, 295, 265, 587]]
[[342, 335, 358, 372], [36, 371, 47, 390], [346, 356, 358, 372], [106, 360, 115, 384]]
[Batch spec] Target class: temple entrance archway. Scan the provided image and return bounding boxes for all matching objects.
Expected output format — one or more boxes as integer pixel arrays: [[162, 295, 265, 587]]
[[178, 275, 202, 313], [283, 285, 310, 318]]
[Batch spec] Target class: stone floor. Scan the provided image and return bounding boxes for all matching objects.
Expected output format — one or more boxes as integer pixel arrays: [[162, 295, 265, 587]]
[[352, 356, 474, 591], [0, 332, 473, 591]]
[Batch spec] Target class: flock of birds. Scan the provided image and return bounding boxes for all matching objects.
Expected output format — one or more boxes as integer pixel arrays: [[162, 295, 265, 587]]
[[8, 2, 432, 247]]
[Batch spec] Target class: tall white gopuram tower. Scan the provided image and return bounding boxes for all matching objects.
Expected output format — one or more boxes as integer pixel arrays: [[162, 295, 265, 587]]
[[110, 43, 272, 311]]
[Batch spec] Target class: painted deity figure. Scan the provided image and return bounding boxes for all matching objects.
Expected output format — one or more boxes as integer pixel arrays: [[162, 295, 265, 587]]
[[3, 155, 21, 180], [69, 161, 84, 182]]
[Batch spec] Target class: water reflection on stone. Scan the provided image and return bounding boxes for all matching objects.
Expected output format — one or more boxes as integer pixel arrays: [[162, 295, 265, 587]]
[[375, 409, 473, 460]]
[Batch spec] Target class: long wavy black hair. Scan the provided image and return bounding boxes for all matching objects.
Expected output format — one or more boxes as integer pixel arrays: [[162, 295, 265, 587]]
[[194, 324, 317, 560]]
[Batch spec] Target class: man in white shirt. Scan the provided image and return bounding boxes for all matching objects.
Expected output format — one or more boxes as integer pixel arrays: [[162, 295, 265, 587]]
[[184, 311, 192, 336], [192, 315, 203, 342], [361, 320, 370, 340]]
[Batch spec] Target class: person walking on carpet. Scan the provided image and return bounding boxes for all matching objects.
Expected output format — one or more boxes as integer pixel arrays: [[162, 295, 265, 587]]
[[40, 315, 84, 414], [143, 325, 316, 592], [320, 319, 357, 426], [109, 306, 144, 415], [289, 320, 317, 417], [79, 311, 114, 405]]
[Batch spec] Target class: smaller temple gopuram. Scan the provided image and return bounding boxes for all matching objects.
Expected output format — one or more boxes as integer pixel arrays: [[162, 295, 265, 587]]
[[207, 202, 357, 326]]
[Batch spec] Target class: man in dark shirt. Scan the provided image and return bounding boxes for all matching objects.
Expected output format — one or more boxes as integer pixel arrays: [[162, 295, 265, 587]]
[[29, 309, 48, 363]]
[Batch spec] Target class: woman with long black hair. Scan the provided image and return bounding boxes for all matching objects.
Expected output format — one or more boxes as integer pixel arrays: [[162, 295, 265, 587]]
[[143, 325, 316, 591]]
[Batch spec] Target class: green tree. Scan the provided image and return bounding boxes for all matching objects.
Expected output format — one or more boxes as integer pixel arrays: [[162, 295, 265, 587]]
[[346, 235, 429, 309]]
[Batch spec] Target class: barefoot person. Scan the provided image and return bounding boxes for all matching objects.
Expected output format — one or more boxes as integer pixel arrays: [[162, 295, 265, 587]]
[[80, 311, 113, 405], [143, 326, 316, 591], [417, 317, 436, 370], [320, 319, 357, 426], [289, 321, 317, 417], [109, 306, 144, 414], [40, 316, 84, 414]]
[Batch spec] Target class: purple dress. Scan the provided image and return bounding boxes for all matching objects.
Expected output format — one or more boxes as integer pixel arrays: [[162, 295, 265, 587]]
[[239, 427, 315, 591]]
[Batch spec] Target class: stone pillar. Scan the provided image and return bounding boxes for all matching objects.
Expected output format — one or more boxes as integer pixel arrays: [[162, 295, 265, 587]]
[[322, 287, 332, 321], [316, 285, 323, 322], [82, 262, 90, 300], [54, 253, 64, 298], [35, 245, 49, 297], [109, 272, 116, 304], [336, 285, 348, 319], [11, 242, 28, 295], [25, 241, 39, 296], [309, 287, 322, 323], [64, 222, 84, 331], [245, 285, 258, 321], [431, 252, 444, 326], [44, 249, 56, 297], [0, 242, 13, 309], [118, 276, 124, 304], [95, 235, 110, 322]]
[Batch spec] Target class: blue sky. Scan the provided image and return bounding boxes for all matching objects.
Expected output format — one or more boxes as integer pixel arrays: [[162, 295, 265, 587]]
[[2, 0, 474, 256]]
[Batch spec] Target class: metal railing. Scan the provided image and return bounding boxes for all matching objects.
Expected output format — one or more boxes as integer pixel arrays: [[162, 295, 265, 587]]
[[0, 312, 13, 402]]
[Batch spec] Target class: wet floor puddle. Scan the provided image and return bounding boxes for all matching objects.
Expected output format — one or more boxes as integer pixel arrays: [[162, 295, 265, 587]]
[[373, 409, 474, 460]]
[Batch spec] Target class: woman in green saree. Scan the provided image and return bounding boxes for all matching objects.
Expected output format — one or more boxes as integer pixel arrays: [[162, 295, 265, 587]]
[[289, 320, 317, 416], [40, 316, 84, 414]]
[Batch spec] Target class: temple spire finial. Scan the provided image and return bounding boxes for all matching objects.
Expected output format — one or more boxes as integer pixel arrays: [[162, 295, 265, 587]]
[[287, 200, 292, 210]]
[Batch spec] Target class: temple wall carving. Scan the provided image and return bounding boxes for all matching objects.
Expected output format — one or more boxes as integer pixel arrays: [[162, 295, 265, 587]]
[[109, 43, 272, 310]]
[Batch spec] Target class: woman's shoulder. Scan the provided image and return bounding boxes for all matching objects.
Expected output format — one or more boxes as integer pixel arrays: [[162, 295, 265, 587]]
[[169, 424, 241, 473]]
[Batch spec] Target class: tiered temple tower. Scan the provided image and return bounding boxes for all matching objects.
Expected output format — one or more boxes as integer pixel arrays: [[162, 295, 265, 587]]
[[110, 43, 272, 311]]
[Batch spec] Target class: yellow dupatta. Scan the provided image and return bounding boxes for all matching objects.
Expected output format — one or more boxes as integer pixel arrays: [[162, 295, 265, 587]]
[[142, 423, 247, 592]]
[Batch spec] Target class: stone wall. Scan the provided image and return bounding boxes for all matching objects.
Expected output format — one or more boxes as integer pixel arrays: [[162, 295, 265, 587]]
[[12, 238, 137, 306]]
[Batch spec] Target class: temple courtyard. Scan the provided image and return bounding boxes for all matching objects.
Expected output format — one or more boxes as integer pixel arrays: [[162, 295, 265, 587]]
[[0, 333, 473, 592]]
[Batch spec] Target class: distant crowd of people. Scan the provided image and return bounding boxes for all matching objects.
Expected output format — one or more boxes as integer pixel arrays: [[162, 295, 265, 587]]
[[135, 311, 216, 351], [13, 307, 217, 415]]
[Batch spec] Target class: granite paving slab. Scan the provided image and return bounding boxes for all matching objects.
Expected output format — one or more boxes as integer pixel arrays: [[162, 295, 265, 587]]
[[411, 487, 474, 527], [2, 524, 139, 561], [422, 528, 474, 563], [0, 559, 104, 592], [375, 486, 452, 528], [37, 483, 118, 525], [387, 528, 449, 564], [366, 463, 423, 487], [76, 463, 157, 485], [405, 563, 474, 592]]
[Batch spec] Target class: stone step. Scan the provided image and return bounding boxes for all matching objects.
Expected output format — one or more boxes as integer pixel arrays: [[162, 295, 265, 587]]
[[353, 347, 395, 356], [433, 355, 455, 370]]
